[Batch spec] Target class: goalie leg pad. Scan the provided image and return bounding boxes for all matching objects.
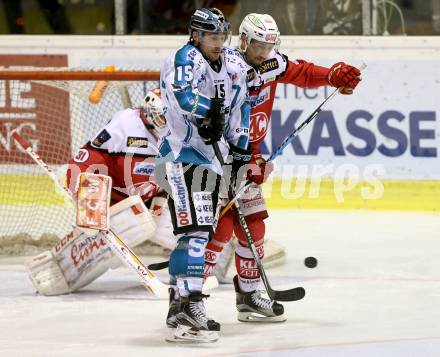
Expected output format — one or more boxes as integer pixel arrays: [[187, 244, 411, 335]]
[[150, 203, 177, 251], [25, 196, 156, 295], [25, 228, 111, 296], [25, 250, 71, 296]]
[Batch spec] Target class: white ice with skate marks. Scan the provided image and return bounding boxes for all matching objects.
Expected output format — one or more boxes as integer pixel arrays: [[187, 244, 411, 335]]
[[1, 210, 440, 356]]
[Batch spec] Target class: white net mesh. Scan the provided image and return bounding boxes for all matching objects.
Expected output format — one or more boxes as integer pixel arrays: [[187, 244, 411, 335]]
[[0, 71, 160, 255]]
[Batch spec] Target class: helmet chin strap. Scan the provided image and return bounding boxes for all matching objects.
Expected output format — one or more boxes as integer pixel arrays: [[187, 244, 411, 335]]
[[238, 35, 248, 55]]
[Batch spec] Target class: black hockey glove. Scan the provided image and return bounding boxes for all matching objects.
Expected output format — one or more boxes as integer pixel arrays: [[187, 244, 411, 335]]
[[198, 98, 225, 145], [228, 143, 252, 186]]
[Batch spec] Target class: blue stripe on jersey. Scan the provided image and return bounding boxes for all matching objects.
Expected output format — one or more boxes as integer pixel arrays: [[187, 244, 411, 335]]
[[156, 138, 173, 159], [183, 115, 193, 143], [231, 84, 241, 110], [173, 45, 211, 118], [174, 44, 194, 85], [174, 88, 209, 117], [176, 147, 210, 165], [237, 101, 250, 149]]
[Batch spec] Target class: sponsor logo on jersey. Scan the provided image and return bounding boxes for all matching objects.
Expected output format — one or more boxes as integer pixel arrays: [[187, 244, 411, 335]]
[[188, 49, 197, 61], [197, 73, 207, 90], [73, 148, 90, 163], [247, 69, 255, 82], [235, 127, 250, 134], [133, 162, 155, 176], [193, 192, 213, 226], [167, 162, 192, 227], [127, 137, 149, 148], [249, 86, 271, 108], [249, 111, 269, 143], [92, 129, 111, 147], [258, 58, 279, 74]]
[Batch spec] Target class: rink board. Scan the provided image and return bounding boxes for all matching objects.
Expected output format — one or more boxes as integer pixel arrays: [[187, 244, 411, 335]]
[[1, 174, 439, 211], [1, 36, 440, 211]]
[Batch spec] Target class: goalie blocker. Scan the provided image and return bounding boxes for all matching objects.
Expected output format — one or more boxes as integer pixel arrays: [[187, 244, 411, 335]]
[[25, 195, 163, 296]]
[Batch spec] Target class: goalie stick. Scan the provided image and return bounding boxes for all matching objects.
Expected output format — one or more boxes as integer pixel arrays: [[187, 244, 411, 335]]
[[212, 141, 305, 302], [12, 131, 168, 299]]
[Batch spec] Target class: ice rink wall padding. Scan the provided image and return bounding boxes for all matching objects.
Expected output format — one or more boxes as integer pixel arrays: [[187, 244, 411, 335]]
[[1, 36, 439, 211]]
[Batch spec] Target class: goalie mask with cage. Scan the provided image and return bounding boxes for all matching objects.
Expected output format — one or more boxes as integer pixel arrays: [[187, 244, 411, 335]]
[[239, 13, 281, 55], [189, 8, 231, 50], [143, 89, 166, 130]]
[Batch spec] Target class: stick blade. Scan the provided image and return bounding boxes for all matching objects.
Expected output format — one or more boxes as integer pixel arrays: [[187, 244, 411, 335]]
[[269, 286, 305, 302]]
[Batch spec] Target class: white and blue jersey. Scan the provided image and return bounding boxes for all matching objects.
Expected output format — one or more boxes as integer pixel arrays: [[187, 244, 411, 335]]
[[158, 44, 251, 174]]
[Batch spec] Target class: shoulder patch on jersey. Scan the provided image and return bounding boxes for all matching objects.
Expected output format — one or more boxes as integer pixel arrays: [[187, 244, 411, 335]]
[[175, 44, 198, 65], [92, 129, 111, 147], [258, 58, 279, 74], [127, 137, 149, 148], [247, 69, 255, 82]]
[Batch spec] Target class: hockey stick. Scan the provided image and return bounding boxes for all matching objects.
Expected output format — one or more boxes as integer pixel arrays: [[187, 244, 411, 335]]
[[12, 131, 168, 299], [220, 62, 367, 217], [212, 141, 305, 302], [219, 87, 340, 217]]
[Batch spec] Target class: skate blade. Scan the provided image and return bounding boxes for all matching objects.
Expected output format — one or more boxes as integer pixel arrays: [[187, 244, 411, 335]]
[[165, 325, 219, 343], [238, 311, 287, 323]]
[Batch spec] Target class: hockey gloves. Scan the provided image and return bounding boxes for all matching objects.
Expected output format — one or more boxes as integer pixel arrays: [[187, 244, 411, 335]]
[[198, 98, 225, 144], [246, 152, 274, 185], [227, 143, 252, 188], [328, 62, 361, 95]]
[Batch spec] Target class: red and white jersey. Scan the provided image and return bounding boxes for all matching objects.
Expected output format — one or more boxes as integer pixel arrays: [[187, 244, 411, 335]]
[[68, 108, 163, 203], [89, 108, 160, 156], [247, 50, 331, 152]]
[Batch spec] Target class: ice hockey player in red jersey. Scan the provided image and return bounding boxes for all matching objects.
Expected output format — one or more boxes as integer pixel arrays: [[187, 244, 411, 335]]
[[204, 13, 361, 322], [25, 90, 175, 296]]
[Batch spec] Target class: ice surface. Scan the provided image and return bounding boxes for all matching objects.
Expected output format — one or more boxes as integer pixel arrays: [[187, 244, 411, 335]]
[[1, 210, 440, 357]]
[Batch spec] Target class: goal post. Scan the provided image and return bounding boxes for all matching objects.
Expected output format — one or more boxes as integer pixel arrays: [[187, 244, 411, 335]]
[[0, 67, 160, 255]]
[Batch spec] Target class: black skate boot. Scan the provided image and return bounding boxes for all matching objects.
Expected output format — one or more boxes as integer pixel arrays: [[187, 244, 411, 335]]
[[166, 286, 180, 328], [167, 292, 220, 343], [233, 275, 286, 323]]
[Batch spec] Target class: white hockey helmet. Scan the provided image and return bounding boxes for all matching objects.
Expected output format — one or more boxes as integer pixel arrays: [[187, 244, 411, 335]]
[[144, 89, 166, 129], [239, 13, 280, 46]]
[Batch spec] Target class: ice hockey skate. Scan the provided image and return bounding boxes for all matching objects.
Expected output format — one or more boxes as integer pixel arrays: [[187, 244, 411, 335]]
[[166, 292, 220, 343], [166, 286, 180, 328], [233, 275, 286, 323]]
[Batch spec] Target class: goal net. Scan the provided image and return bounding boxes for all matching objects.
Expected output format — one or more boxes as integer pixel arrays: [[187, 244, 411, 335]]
[[0, 68, 160, 255]]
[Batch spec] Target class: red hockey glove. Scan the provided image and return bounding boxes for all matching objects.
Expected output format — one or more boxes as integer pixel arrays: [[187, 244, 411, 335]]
[[246, 153, 274, 185], [328, 62, 361, 95]]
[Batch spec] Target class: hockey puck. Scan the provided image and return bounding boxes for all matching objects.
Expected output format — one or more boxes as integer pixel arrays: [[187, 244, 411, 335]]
[[304, 256, 318, 268]]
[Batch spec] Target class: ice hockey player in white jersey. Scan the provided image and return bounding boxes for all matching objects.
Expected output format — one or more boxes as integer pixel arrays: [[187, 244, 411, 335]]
[[25, 90, 176, 296], [156, 8, 252, 343]]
